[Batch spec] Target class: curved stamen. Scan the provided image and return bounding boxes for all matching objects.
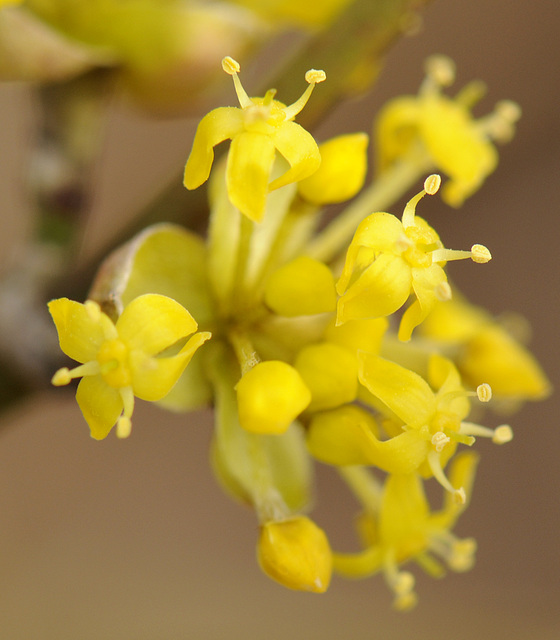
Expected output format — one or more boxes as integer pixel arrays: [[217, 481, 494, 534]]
[[222, 56, 252, 109], [459, 421, 513, 444], [51, 361, 100, 386], [427, 450, 466, 504], [401, 174, 441, 228], [430, 243, 492, 264], [282, 69, 326, 121]]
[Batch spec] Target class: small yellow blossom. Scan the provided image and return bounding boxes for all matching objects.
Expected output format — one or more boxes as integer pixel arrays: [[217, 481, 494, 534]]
[[376, 55, 521, 206], [184, 56, 325, 222], [49, 294, 211, 439], [336, 175, 491, 340], [236, 360, 311, 434], [357, 353, 511, 498], [257, 516, 332, 593], [420, 297, 552, 402], [334, 452, 478, 610]]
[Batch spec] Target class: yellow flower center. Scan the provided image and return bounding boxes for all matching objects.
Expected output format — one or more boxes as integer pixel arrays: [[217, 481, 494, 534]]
[[97, 339, 131, 388]]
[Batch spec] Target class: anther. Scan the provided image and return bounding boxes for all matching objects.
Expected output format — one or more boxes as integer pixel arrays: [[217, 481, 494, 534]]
[[305, 69, 326, 84], [425, 55, 456, 87], [52, 367, 71, 386], [222, 56, 240, 75], [471, 244, 492, 263], [493, 424, 513, 444], [476, 383, 492, 402], [431, 431, 451, 453], [447, 538, 477, 572], [116, 416, 132, 439], [424, 174, 441, 195]]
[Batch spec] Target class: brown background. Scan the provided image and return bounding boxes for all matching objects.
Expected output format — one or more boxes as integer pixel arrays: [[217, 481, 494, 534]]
[[1, 0, 559, 638]]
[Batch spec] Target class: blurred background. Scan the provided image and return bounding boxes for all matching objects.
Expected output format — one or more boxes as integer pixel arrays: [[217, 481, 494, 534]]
[[0, 0, 559, 638]]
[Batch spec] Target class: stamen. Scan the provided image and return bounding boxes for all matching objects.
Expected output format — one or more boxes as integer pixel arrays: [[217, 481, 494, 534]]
[[470, 244, 492, 263], [431, 431, 451, 453], [221, 56, 252, 109], [116, 416, 132, 439], [429, 244, 491, 264], [51, 361, 100, 386], [401, 176, 439, 228], [447, 538, 477, 572], [424, 173, 441, 195], [459, 421, 513, 444], [424, 55, 456, 87], [427, 450, 466, 504], [282, 69, 326, 122], [476, 383, 492, 402]]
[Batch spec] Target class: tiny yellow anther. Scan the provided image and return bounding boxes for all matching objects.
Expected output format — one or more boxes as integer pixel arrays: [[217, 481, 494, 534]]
[[222, 56, 240, 75], [425, 55, 456, 86], [424, 174, 441, 195], [432, 431, 451, 453], [493, 424, 513, 444], [476, 383, 492, 402], [305, 69, 326, 84], [448, 538, 477, 572], [52, 367, 71, 386], [116, 416, 132, 439], [496, 99, 522, 124], [453, 487, 467, 505], [471, 244, 492, 263]]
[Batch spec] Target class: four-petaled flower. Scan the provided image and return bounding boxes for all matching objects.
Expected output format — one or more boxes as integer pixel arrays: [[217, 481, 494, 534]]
[[336, 174, 491, 341], [184, 56, 325, 222], [49, 294, 211, 439]]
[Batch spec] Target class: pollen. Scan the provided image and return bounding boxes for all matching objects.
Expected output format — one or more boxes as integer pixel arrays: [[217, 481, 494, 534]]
[[52, 367, 71, 386]]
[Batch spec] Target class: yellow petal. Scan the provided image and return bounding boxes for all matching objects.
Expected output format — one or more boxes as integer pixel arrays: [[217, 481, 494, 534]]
[[257, 516, 332, 593], [264, 256, 336, 317], [75, 374, 123, 440], [268, 120, 321, 191], [183, 106, 244, 190], [236, 361, 311, 435], [324, 316, 388, 357], [358, 353, 436, 428], [307, 404, 428, 473], [337, 253, 412, 325], [48, 298, 116, 363], [226, 130, 276, 222], [297, 133, 369, 204], [116, 293, 198, 356], [130, 331, 211, 402]]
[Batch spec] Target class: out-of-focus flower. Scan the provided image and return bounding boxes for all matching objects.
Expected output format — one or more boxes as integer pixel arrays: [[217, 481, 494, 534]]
[[228, 0, 353, 29], [49, 294, 210, 439], [334, 451, 479, 610], [376, 55, 521, 206], [184, 56, 325, 221], [419, 296, 552, 403]]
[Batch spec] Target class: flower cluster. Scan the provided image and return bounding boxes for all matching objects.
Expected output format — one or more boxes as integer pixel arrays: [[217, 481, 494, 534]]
[[49, 56, 549, 607]]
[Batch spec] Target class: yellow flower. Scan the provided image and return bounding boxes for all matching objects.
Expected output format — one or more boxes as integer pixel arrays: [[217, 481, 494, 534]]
[[356, 353, 511, 499], [227, 0, 352, 28], [49, 294, 211, 439], [184, 56, 325, 222], [257, 516, 332, 593], [334, 452, 479, 610], [336, 174, 491, 340], [376, 55, 521, 207], [420, 296, 552, 402]]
